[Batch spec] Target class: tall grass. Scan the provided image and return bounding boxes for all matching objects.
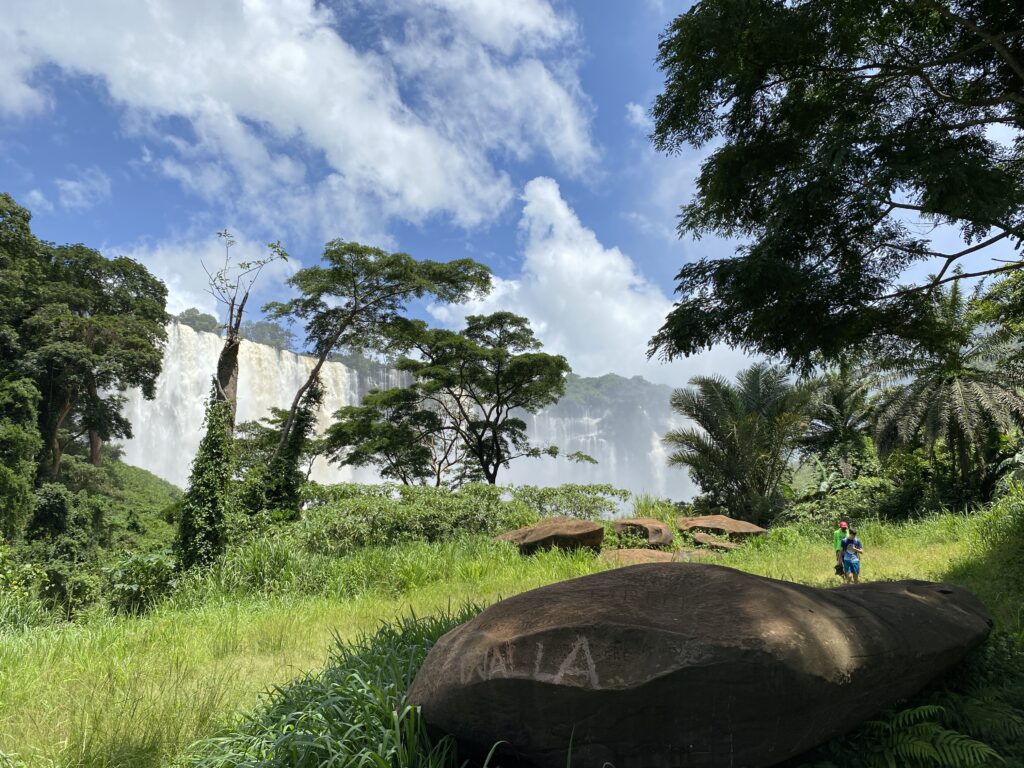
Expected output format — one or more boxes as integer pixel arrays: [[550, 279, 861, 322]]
[[0, 542, 599, 767], [1, 507, 1018, 767]]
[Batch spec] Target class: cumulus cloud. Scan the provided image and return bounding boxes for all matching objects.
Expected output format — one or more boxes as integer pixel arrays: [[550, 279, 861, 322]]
[[23, 188, 53, 212], [55, 167, 111, 210], [3, 0, 595, 239], [430, 177, 749, 385], [625, 101, 652, 131]]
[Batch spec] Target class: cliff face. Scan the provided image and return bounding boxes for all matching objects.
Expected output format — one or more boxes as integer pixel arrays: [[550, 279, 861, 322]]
[[119, 323, 692, 499]]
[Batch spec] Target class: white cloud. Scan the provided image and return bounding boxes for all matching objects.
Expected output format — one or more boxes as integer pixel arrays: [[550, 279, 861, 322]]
[[23, 188, 53, 212], [3, 0, 595, 239], [625, 101, 652, 131], [55, 167, 111, 210], [430, 176, 749, 386]]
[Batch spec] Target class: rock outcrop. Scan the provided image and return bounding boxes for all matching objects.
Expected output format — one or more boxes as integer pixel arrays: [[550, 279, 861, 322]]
[[494, 517, 604, 555], [409, 564, 991, 768], [678, 514, 767, 539], [611, 517, 674, 547]]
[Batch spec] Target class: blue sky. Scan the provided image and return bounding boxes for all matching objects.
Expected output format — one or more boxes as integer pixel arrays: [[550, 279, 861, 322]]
[[1, 0, 752, 385]]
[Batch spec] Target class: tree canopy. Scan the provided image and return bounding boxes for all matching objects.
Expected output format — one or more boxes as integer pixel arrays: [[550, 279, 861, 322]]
[[665, 363, 810, 522], [0, 195, 167, 479], [175, 308, 221, 335], [649, 0, 1024, 366], [397, 312, 571, 484], [263, 241, 491, 464], [872, 280, 1024, 494]]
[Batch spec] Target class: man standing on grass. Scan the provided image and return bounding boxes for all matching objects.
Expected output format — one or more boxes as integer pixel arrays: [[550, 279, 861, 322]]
[[833, 520, 848, 575], [842, 528, 864, 584]]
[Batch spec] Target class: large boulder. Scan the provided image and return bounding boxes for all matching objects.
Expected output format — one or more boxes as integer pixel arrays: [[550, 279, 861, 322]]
[[409, 564, 991, 768], [494, 517, 604, 555], [692, 531, 739, 550], [678, 514, 767, 539], [612, 517, 674, 547]]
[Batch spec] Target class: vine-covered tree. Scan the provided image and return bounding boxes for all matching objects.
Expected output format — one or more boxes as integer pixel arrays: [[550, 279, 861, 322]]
[[872, 280, 1024, 495], [397, 312, 571, 484], [0, 194, 44, 535], [665, 363, 810, 523], [242, 381, 324, 518], [175, 387, 233, 570], [263, 240, 491, 471], [0, 378, 42, 539], [649, 0, 1024, 366]]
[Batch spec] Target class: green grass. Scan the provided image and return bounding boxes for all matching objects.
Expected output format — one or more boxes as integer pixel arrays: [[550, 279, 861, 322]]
[[0, 509, 1018, 768]]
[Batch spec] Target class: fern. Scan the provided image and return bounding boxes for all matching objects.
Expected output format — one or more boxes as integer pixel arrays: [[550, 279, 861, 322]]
[[848, 705, 1004, 768]]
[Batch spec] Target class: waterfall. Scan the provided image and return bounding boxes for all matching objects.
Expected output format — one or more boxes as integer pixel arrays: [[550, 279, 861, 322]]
[[119, 322, 694, 499]]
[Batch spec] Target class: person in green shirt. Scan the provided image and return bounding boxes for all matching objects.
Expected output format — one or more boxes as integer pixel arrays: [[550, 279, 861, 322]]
[[833, 521, 849, 574]]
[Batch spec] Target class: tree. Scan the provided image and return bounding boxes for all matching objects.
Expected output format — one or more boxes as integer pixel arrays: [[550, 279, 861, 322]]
[[802, 363, 874, 468], [263, 241, 491, 466], [664, 363, 809, 523], [0, 194, 44, 537], [175, 308, 221, 335], [175, 388, 233, 569], [22, 243, 167, 474], [872, 280, 1024, 496], [648, 0, 1024, 366], [203, 230, 287, 429], [240, 381, 324, 518], [239, 319, 295, 351], [397, 312, 571, 484], [0, 377, 42, 539], [325, 385, 480, 487]]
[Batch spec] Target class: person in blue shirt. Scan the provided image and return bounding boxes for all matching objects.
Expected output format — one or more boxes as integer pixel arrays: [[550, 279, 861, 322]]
[[841, 528, 864, 583]]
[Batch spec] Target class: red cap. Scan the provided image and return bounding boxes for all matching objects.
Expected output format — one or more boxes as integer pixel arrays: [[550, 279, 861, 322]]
[[839, 521, 848, 529]]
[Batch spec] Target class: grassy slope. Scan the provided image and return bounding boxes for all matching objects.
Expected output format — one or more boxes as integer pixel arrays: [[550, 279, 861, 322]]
[[0, 513, 1014, 768]]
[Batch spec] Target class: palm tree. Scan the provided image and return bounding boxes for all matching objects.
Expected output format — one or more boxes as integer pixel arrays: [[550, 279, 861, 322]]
[[802, 362, 873, 471], [664, 363, 810, 524], [872, 281, 1024, 495]]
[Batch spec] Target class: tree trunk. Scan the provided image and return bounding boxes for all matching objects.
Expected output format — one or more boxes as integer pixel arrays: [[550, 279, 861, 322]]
[[88, 429, 103, 466], [271, 350, 332, 462], [49, 398, 73, 477], [215, 334, 241, 432]]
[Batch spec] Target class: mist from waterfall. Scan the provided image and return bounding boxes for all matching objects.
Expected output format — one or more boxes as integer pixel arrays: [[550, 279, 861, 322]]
[[119, 322, 693, 499]]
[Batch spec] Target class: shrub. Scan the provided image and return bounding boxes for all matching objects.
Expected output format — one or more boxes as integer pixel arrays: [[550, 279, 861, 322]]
[[508, 483, 630, 519], [299, 483, 535, 557], [104, 552, 177, 615]]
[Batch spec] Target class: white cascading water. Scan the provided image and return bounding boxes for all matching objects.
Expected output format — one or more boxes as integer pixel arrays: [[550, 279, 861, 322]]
[[120, 322, 693, 498]]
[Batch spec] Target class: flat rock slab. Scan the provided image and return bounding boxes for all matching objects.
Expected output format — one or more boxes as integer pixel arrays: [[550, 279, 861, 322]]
[[599, 548, 675, 566], [692, 531, 739, 550], [678, 514, 767, 539], [601, 549, 717, 566], [673, 548, 718, 562], [409, 564, 991, 768], [612, 517, 674, 547], [494, 517, 604, 555]]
